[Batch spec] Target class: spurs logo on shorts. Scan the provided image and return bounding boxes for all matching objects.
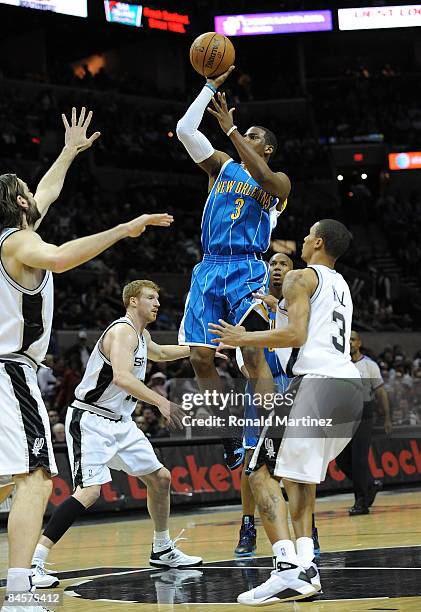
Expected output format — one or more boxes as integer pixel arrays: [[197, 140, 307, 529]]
[[32, 438, 45, 457], [265, 438, 276, 459]]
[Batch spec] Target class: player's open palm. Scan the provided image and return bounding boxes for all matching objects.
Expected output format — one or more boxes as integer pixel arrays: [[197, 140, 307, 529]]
[[62, 106, 101, 153], [125, 213, 174, 238]]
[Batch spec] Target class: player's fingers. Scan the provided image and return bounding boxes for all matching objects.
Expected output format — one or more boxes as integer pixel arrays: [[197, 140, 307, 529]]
[[88, 131, 101, 144], [169, 411, 183, 431], [77, 107, 86, 126], [151, 213, 174, 221], [83, 110, 93, 129], [219, 65, 235, 81], [218, 319, 230, 327], [211, 338, 222, 344], [252, 292, 266, 299], [62, 114, 70, 130], [211, 96, 222, 111], [215, 351, 229, 361], [208, 330, 222, 337], [71, 106, 77, 126], [219, 92, 228, 111], [229, 108, 236, 117], [208, 323, 224, 331], [207, 108, 219, 117]]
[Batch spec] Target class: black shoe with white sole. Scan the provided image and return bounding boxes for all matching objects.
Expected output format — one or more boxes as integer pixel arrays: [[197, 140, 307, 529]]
[[149, 544, 202, 569]]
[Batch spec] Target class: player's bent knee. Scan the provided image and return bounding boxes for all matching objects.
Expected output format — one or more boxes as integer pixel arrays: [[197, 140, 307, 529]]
[[152, 468, 171, 493], [74, 485, 101, 508], [190, 347, 215, 373]]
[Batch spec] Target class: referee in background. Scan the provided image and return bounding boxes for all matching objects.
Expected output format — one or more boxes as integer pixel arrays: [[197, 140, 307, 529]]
[[336, 330, 393, 515]]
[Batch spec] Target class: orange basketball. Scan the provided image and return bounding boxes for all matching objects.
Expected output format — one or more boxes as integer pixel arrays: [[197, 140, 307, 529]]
[[189, 32, 235, 78]]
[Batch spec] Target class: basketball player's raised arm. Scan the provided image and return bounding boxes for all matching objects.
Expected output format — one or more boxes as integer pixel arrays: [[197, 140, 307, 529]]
[[34, 107, 100, 229], [6, 213, 173, 273], [176, 69, 234, 186], [209, 269, 317, 348], [207, 93, 291, 203], [143, 330, 190, 361]]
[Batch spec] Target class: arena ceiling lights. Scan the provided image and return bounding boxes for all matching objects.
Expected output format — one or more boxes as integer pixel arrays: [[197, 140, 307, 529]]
[[0, 0, 87, 17], [338, 4, 421, 30], [214, 10, 333, 36]]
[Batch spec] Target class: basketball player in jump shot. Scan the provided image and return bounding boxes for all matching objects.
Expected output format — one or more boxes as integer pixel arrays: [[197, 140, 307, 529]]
[[211, 219, 364, 604], [0, 107, 174, 612], [30, 280, 202, 589], [176, 67, 291, 468]]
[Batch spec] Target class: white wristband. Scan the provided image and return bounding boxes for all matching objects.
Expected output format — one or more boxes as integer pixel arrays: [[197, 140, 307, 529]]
[[226, 125, 238, 137]]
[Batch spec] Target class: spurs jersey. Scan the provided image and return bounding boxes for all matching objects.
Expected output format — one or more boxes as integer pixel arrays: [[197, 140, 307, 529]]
[[74, 317, 147, 419], [0, 228, 54, 366], [292, 265, 359, 378]]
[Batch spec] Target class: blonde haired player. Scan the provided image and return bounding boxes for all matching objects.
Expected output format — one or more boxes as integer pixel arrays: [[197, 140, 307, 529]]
[[31, 280, 202, 588]]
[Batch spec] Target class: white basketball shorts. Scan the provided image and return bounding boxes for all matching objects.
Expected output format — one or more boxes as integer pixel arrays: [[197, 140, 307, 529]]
[[250, 374, 363, 484], [65, 406, 163, 488]]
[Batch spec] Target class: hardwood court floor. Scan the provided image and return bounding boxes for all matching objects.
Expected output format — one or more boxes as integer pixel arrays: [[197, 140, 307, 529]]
[[1, 489, 421, 611]]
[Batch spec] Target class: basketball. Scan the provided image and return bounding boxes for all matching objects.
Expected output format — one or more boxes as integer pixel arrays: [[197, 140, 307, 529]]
[[189, 32, 235, 78]]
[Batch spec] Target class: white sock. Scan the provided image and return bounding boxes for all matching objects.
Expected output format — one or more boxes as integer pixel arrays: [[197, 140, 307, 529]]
[[272, 539, 298, 567], [153, 529, 171, 552], [6, 568, 32, 592], [296, 536, 314, 567], [31, 543, 50, 566]]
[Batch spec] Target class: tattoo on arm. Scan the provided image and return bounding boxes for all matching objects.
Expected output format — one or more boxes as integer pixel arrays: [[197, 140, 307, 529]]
[[283, 272, 311, 320]]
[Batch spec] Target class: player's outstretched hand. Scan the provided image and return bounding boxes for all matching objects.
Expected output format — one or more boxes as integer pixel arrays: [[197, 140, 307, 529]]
[[215, 342, 235, 361], [207, 92, 235, 135], [209, 319, 246, 347], [252, 292, 279, 313], [62, 106, 101, 153], [207, 65, 235, 90], [158, 400, 185, 432], [125, 213, 174, 238]]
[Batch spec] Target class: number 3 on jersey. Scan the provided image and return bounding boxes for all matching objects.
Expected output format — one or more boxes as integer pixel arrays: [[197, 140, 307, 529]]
[[231, 197, 245, 220], [332, 310, 346, 353]]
